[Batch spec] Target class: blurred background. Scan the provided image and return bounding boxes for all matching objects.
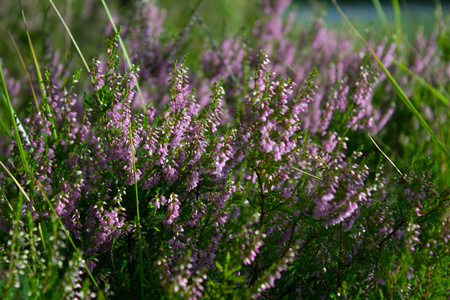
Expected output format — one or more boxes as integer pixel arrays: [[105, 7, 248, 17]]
[[1, 0, 448, 72]]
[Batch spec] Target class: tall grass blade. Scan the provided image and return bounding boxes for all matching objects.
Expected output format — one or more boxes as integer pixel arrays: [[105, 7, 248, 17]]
[[0, 160, 32, 203], [0, 113, 13, 138], [100, 0, 146, 113], [64, 0, 73, 60], [367, 133, 407, 181], [99, 0, 147, 290], [331, 0, 450, 159], [393, 59, 449, 106], [0, 64, 29, 173], [371, 0, 390, 33], [19, 1, 58, 140], [292, 166, 323, 181], [193, 10, 242, 88], [3, 189, 24, 293], [129, 122, 144, 299], [392, 0, 402, 48], [47, 0, 90, 73], [1, 20, 40, 112], [1, 192, 16, 219], [20, 8, 45, 101], [0, 88, 30, 144]]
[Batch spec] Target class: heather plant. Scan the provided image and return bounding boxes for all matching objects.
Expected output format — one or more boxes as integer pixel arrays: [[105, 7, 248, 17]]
[[200, 0, 398, 135], [1, 0, 450, 299]]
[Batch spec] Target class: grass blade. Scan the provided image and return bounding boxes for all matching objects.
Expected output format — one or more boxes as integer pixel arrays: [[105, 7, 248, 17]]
[[1, 192, 17, 219], [0, 20, 40, 112], [292, 166, 323, 181], [0, 160, 32, 203], [20, 8, 46, 101], [194, 11, 242, 88], [393, 59, 449, 106], [371, 0, 390, 33], [0, 88, 30, 142], [331, 0, 450, 159], [0, 113, 13, 138], [0, 64, 29, 173], [99, 1, 145, 294], [47, 0, 90, 73], [392, 0, 402, 48], [367, 133, 407, 181], [3, 190, 23, 293], [129, 122, 144, 299], [19, 1, 58, 140], [100, 0, 146, 113]]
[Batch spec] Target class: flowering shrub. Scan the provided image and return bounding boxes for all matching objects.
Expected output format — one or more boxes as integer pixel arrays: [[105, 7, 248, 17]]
[[1, 0, 450, 299]]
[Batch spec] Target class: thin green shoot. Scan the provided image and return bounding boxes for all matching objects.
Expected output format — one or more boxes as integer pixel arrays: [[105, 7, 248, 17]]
[[331, 0, 450, 159], [0, 64, 30, 174], [1, 63, 50, 255], [372, 0, 390, 33], [0, 19, 40, 112], [0, 90, 29, 144], [392, 0, 402, 48], [3, 191, 24, 294], [194, 12, 242, 88], [19, 1, 58, 141], [48, 0, 91, 73], [371, 134, 408, 166], [129, 121, 144, 299], [292, 166, 323, 181], [100, 0, 146, 113], [64, 0, 73, 61], [0, 192, 16, 220], [26, 200, 38, 276], [20, 7, 46, 101], [0, 115, 13, 138], [367, 133, 407, 182], [0, 160, 32, 203], [393, 59, 449, 106], [433, 97, 450, 186]]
